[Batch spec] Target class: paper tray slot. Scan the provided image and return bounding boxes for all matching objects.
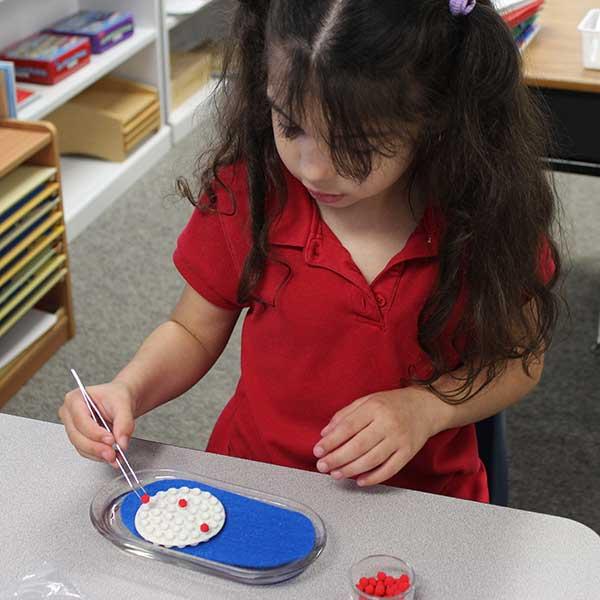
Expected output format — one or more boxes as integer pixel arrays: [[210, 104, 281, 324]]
[[0, 212, 63, 269], [0, 226, 64, 288], [0, 267, 67, 338], [0, 254, 66, 321], [0, 246, 57, 306], [0, 182, 60, 236], [0, 166, 57, 217], [0, 197, 61, 252]]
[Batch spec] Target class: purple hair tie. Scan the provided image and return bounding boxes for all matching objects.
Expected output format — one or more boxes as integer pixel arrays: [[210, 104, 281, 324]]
[[449, 0, 476, 16]]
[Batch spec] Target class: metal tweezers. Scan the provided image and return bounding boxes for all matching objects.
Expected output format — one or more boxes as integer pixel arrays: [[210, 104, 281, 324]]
[[70, 368, 148, 500]]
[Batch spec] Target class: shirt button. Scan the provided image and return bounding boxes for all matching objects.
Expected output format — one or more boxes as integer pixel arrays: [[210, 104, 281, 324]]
[[375, 293, 386, 307]]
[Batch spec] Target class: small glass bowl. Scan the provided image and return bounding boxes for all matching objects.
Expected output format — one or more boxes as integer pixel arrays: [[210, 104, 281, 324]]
[[349, 554, 416, 600]]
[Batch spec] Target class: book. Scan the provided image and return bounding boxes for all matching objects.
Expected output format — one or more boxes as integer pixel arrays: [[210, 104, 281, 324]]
[[493, 0, 537, 14], [503, 0, 544, 29], [0, 60, 17, 118], [519, 23, 541, 51]]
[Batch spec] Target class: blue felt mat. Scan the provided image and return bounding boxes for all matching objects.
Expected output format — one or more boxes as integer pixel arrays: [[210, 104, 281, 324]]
[[120, 478, 317, 569]]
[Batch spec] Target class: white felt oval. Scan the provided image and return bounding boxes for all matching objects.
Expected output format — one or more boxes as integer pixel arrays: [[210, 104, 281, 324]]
[[134, 486, 226, 548]]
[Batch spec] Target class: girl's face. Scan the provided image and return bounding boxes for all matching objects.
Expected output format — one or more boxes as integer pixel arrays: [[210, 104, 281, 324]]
[[268, 90, 413, 210]]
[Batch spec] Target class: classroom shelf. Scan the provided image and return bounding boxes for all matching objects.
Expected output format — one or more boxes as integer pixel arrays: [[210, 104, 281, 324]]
[[60, 126, 171, 241], [0, 119, 75, 408], [170, 79, 217, 144], [0, 127, 51, 177], [163, 0, 231, 143], [165, 0, 219, 31], [0, 0, 231, 246], [16, 27, 157, 121]]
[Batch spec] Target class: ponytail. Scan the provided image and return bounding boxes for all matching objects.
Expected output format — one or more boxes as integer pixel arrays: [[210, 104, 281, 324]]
[[416, 0, 561, 400]]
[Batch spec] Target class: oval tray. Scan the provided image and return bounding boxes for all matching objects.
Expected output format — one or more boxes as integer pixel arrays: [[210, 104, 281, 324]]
[[90, 468, 326, 585]]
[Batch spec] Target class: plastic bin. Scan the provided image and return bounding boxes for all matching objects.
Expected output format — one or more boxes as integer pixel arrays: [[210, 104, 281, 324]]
[[578, 9, 600, 70]]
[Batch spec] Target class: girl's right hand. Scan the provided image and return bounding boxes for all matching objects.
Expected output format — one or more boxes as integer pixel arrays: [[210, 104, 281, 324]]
[[58, 380, 137, 467]]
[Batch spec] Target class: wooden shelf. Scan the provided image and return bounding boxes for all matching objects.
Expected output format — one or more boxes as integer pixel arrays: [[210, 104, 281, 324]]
[[0, 127, 51, 177], [16, 27, 158, 121], [0, 119, 75, 408], [0, 309, 70, 406]]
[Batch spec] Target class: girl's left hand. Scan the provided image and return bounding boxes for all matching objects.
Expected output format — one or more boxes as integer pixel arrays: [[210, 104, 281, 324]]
[[312, 387, 444, 487]]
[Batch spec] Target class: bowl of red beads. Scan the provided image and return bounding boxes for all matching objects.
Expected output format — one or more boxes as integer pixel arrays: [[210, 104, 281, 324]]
[[349, 554, 415, 599]]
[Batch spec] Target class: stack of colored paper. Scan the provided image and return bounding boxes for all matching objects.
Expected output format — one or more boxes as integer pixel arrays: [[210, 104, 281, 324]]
[[0, 166, 67, 339], [494, 0, 544, 51]]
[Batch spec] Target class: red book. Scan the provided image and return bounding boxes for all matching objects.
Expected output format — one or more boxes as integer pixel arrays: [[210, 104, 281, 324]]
[[503, 0, 544, 29]]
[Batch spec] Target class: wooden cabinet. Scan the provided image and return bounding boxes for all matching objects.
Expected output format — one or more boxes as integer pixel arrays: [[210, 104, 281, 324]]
[[0, 119, 75, 407]]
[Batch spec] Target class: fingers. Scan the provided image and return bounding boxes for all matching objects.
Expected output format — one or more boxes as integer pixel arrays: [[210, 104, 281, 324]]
[[314, 406, 372, 459], [316, 424, 385, 474], [59, 404, 116, 463], [320, 395, 371, 437], [330, 439, 395, 481], [355, 450, 407, 487], [67, 392, 114, 446], [111, 403, 135, 450]]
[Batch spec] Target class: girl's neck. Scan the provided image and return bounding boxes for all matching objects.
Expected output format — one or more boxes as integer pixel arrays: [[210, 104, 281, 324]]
[[318, 176, 424, 236]]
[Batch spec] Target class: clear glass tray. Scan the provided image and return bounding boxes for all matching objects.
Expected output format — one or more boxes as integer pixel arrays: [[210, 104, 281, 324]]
[[90, 468, 327, 585]]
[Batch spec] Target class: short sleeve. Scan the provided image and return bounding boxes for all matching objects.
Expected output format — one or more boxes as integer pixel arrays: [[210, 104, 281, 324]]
[[173, 203, 245, 311]]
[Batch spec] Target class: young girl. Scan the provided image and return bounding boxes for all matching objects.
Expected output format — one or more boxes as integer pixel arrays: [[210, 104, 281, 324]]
[[59, 0, 562, 503]]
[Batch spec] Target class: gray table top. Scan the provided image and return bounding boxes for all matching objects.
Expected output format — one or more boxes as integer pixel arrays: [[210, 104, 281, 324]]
[[1, 413, 599, 600]]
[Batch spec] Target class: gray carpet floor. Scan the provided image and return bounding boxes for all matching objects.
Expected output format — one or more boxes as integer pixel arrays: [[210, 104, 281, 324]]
[[3, 126, 599, 534]]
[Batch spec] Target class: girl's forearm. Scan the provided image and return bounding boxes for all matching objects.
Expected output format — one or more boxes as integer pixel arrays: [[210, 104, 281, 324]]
[[422, 355, 544, 436], [113, 320, 218, 417]]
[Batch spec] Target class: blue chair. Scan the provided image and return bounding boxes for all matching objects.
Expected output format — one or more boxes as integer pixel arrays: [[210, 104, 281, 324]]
[[475, 412, 509, 506]]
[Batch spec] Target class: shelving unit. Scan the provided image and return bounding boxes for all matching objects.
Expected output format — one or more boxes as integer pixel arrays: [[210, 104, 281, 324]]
[[0, 1, 233, 405], [0, 119, 75, 408], [162, 0, 232, 143], [165, 0, 218, 31], [16, 27, 157, 121], [0, 0, 171, 243], [0, 0, 235, 239]]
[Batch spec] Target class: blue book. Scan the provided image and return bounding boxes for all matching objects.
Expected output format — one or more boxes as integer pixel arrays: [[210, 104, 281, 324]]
[[0, 60, 17, 118]]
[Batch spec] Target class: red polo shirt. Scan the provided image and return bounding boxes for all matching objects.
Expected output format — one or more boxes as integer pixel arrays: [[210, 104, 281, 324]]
[[173, 162, 555, 503]]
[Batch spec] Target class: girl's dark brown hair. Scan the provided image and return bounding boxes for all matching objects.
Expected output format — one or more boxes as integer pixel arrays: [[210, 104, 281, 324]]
[[179, 0, 563, 403]]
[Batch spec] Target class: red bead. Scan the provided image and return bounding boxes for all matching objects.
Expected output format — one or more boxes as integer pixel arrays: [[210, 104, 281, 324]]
[[365, 584, 375, 595], [397, 575, 410, 592], [141, 494, 150, 504], [178, 499, 188, 508], [369, 577, 377, 586], [200, 523, 210, 533], [375, 582, 385, 596], [359, 577, 369, 589], [384, 576, 394, 587], [377, 571, 387, 581]]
